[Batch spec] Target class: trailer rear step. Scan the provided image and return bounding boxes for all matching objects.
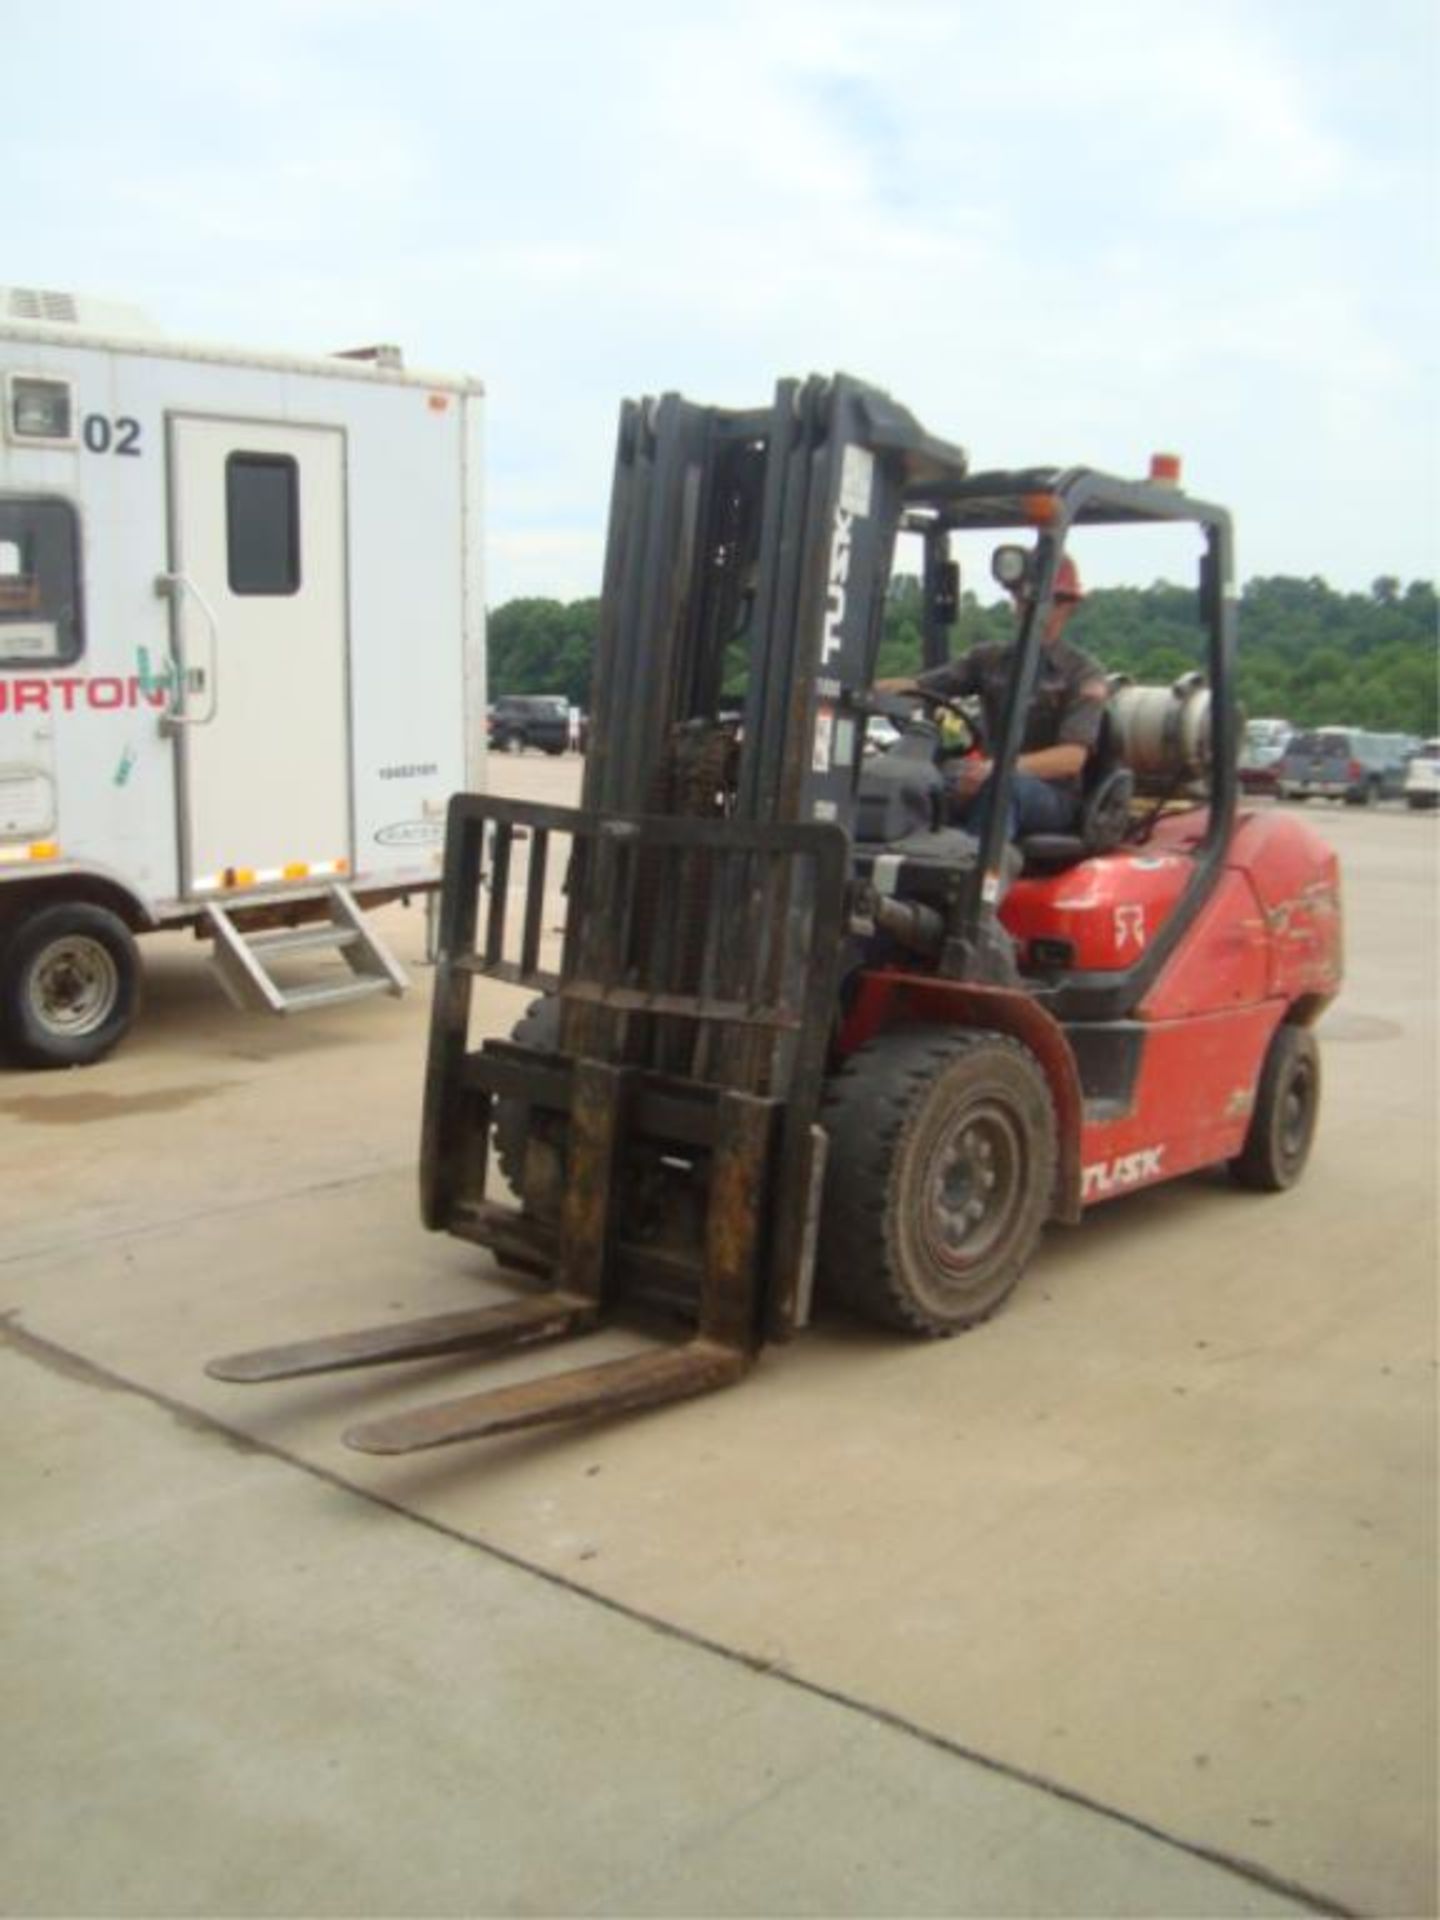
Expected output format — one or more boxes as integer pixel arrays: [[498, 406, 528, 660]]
[[205, 883, 409, 1016]]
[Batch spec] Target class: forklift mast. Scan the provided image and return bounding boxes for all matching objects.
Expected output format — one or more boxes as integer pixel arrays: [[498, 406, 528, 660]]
[[216, 377, 983, 1446], [581, 375, 971, 830]]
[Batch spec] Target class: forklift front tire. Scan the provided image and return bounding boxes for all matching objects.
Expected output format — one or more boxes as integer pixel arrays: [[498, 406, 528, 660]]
[[817, 1027, 1056, 1337], [0, 903, 141, 1069]]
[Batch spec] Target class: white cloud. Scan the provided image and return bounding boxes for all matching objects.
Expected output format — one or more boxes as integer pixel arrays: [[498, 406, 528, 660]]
[[487, 530, 606, 605], [5, 0, 1435, 597]]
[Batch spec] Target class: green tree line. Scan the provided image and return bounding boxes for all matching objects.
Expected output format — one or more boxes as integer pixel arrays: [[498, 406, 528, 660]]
[[490, 575, 1438, 736]]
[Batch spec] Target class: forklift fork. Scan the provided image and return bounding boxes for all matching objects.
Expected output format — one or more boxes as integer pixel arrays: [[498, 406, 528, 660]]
[[209, 796, 846, 1454]]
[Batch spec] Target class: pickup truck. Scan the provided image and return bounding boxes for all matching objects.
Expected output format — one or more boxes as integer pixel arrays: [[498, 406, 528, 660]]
[[1277, 728, 1416, 805]]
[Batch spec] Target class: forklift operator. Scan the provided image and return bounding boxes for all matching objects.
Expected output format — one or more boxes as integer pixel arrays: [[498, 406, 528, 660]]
[[877, 552, 1109, 839]]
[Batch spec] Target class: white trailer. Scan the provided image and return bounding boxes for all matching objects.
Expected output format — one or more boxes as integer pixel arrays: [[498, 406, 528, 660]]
[[0, 287, 485, 1066]]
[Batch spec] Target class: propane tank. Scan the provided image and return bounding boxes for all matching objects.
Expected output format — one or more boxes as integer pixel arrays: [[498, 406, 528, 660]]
[[1108, 674, 1212, 787]]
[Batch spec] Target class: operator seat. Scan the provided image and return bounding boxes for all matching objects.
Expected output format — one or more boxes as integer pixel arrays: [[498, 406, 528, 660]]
[[1018, 710, 1134, 874]]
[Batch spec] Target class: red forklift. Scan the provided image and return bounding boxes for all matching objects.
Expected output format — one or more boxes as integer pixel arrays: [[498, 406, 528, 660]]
[[210, 376, 1342, 1452]]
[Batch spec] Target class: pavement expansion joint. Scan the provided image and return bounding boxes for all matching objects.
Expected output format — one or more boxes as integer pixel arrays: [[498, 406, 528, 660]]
[[3, 1309, 1357, 1920]]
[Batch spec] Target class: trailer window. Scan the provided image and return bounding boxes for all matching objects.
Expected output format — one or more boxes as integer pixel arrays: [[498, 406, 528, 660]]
[[6, 374, 76, 445], [0, 497, 83, 665], [226, 453, 300, 595]]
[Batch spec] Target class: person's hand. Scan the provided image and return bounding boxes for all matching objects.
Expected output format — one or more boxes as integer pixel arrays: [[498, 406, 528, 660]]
[[950, 756, 992, 799]]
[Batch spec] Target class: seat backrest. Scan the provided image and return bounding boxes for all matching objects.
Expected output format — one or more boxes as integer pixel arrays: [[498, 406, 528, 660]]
[[1081, 705, 1121, 792], [1076, 709, 1134, 848], [1077, 760, 1135, 851], [1019, 706, 1134, 874]]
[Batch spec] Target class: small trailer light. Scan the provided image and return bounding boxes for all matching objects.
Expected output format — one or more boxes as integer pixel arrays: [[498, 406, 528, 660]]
[[1149, 452, 1182, 487], [7, 375, 76, 443]]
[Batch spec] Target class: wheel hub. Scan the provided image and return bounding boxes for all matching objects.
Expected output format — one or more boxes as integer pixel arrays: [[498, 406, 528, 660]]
[[925, 1107, 1020, 1269], [30, 937, 120, 1037]]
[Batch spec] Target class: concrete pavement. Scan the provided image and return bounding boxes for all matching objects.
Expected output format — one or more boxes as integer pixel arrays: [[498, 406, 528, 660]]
[[1, 1333, 1319, 1918], [1, 768, 1434, 1917]]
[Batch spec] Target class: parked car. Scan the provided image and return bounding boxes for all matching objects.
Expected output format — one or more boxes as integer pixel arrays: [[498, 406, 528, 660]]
[[1239, 717, 1292, 795], [1403, 739, 1440, 810], [1277, 727, 1416, 806], [488, 695, 571, 755]]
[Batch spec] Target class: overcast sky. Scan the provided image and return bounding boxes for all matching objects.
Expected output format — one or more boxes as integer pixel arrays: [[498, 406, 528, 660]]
[[8, 0, 1437, 604]]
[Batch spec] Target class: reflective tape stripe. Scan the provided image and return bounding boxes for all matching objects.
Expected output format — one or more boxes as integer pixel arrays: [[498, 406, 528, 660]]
[[193, 856, 349, 893], [0, 841, 60, 864]]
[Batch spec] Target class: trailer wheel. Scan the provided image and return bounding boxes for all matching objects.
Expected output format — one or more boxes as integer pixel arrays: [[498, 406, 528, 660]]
[[816, 1027, 1056, 1336], [1229, 1023, 1320, 1192], [0, 904, 140, 1069]]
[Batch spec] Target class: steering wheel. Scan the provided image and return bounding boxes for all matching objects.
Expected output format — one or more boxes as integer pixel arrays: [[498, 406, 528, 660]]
[[911, 685, 981, 754]]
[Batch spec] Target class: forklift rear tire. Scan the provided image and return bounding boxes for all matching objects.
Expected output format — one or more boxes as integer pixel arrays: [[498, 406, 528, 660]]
[[0, 903, 140, 1069], [816, 1027, 1056, 1336], [1229, 1023, 1320, 1192]]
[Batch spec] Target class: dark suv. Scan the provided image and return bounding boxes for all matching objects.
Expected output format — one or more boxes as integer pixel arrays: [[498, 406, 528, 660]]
[[488, 695, 571, 755]]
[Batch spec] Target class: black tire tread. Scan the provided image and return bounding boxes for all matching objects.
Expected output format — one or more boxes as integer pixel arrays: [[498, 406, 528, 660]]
[[1230, 1022, 1320, 1192], [0, 902, 140, 1070], [816, 1025, 1056, 1337]]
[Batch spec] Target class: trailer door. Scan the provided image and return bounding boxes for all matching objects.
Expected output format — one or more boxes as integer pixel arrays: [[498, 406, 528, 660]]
[[167, 417, 349, 894]]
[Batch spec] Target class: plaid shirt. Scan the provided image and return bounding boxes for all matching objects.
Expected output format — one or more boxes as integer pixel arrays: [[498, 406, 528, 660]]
[[916, 638, 1108, 794]]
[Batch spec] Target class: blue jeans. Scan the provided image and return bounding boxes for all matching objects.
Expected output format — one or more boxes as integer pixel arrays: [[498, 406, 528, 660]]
[[953, 771, 1079, 840]]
